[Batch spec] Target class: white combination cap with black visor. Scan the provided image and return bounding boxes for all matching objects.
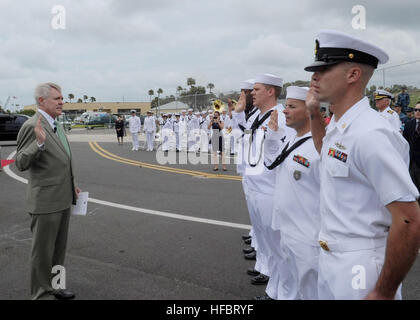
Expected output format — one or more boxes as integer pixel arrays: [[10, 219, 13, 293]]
[[304, 29, 389, 72]]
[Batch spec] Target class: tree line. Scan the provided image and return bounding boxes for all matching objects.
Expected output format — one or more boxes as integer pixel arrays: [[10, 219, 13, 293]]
[[66, 94, 96, 103]]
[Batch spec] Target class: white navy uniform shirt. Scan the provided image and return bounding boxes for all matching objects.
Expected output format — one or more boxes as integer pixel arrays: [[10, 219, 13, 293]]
[[199, 117, 208, 130], [232, 109, 260, 176], [173, 119, 180, 133], [128, 115, 141, 133], [144, 116, 156, 133], [186, 114, 194, 131], [232, 104, 291, 195], [265, 131, 320, 245], [380, 106, 402, 132], [162, 119, 172, 130], [319, 97, 418, 242]]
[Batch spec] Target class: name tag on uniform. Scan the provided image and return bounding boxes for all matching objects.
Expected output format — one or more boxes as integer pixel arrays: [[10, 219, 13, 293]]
[[328, 148, 348, 163], [293, 155, 310, 168]]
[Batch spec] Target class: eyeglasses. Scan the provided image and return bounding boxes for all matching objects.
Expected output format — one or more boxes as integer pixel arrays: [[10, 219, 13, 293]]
[[414, 109, 420, 112]]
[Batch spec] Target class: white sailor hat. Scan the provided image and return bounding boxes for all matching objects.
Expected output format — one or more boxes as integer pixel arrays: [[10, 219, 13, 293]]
[[130, 109, 136, 113], [163, 113, 168, 117], [181, 109, 186, 113], [374, 89, 394, 100], [175, 113, 180, 116], [194, 112, 200, 115], [255, 74, 283, 87], [201, 111, 207, 115], [146, 110, 152, 114], [286, 86, 309, 101], [240, 79, 255, 90], [188, 108, 193, 112], [305, 29, 389, 72]]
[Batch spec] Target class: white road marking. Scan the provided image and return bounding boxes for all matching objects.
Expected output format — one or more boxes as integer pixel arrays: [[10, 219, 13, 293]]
[[5, 151, 250, 231]]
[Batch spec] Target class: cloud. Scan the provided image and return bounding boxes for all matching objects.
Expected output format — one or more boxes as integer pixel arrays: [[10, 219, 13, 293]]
[[0, 0, 419, 109]]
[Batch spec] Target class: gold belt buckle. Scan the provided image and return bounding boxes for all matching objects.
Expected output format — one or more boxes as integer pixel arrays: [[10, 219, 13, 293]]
[[319, 240, 330, 251]]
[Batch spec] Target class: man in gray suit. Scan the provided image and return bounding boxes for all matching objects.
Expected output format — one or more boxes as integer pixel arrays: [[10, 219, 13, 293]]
[[16, 83, 80, 300]]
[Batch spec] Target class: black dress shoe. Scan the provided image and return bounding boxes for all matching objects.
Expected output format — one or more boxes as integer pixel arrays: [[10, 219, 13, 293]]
[[243, 247, 255, 254], [54, 290, 75, 300], [242, 234, 252, 241], [254, 294, 273, 300], [247, 268, 260, 276], [251, 274, 269, 285], [244, 238, 252, 245], [244, 251, 256, 260]]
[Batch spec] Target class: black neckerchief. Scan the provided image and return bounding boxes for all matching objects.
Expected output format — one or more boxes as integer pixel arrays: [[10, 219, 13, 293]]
[[247, 110, 274, 167], [245, 107, 258, 122], [265, 136, 312, 170], [249, 110, 273, 134]]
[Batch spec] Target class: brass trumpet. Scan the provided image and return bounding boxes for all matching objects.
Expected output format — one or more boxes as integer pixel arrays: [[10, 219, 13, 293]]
[[212, 99, 225, 112]]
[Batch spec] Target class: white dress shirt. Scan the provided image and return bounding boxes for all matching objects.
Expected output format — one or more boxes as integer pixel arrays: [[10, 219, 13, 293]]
[[319, 97, 418, 242]]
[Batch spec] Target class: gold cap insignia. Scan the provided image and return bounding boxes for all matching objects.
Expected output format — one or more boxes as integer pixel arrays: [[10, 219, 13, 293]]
[[349, 53, 354, 59], [315, 40, 319, 56]]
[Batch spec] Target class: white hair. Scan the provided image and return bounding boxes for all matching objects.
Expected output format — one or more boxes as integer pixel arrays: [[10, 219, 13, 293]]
[[34, 82, 62, 106]]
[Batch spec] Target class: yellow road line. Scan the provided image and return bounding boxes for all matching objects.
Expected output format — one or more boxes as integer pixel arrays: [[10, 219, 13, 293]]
[[89, 141, 242, 181]]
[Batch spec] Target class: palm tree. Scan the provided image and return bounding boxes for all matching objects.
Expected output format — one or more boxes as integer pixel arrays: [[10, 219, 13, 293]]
[[207, 83, 215, 94], [68, 93, 74, 103], [90, 96, 96, 103], [83, 95, 88, 103], [148, 89, 154, 103], [77, 98, 83, 103], [187, 77, 196, 89]]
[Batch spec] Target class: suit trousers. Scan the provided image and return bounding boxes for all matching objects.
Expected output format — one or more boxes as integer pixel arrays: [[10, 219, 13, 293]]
[[30, 208, 71, 300]]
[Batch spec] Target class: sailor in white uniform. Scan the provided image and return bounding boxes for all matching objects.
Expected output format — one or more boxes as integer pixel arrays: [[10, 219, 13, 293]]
[[233, 74, 293, 292], [143, 111, 156, 151], [161, 114, 173, 152], [128, 110, 141, 151], [199, 111, 209, 153], [173, 113, 181, 152], [264, 86, 320, 300], [374, 89, 402, 132], [305, 29, 420, 300], [179, 110, 188, 152]]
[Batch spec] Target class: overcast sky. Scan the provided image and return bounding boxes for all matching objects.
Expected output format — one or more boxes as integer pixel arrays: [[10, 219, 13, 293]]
[[1, 0, 419, 109]]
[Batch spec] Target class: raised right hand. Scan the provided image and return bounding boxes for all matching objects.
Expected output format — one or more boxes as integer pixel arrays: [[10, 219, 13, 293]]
[[305, 86, 321, 112], [235, 91, 246, 113], [34, 115, 46, 145]]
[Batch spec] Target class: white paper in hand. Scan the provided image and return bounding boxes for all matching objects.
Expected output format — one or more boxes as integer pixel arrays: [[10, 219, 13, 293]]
[[72, 192, 89, 216]]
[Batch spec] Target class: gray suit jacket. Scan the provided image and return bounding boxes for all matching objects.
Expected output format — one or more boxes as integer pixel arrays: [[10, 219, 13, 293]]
[[15, 112, 76, 214]]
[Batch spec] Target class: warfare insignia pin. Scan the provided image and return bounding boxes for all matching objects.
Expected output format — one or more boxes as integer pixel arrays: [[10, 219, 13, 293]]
[[293, 170, 301, 181], [335, 142, 346, 150]]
